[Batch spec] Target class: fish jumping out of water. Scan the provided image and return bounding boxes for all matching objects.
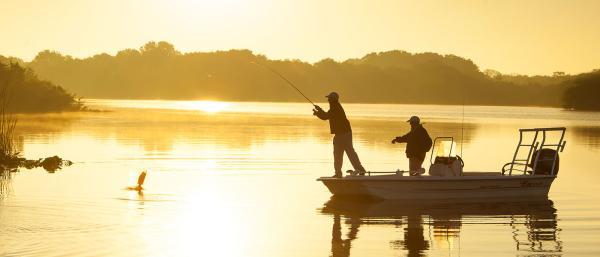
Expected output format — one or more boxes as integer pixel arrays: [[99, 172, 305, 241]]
[[126, 171, 147, 191]]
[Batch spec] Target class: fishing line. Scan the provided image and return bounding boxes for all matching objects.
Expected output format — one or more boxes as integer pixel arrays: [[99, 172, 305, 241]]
[[460, 99, 465, 157], [458, 82, 466, 158], [251, 61, 316, 107]]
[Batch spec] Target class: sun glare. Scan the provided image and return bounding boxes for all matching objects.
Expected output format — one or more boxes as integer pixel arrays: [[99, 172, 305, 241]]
[[183, 101, 230, 113]]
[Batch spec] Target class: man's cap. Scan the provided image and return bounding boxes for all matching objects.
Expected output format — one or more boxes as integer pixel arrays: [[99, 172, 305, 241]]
[[407, 116, 420, 124], [325, 92, 339, 100]]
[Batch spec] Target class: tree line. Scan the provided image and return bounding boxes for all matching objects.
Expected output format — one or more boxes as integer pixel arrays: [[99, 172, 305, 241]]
[[562, 70, 600, 110], [8, 41, 598, 109], [0, 56, 83, 113]]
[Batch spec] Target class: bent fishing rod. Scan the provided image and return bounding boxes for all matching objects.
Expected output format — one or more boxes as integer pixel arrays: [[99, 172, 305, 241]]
[[251, 61, 317, 107]]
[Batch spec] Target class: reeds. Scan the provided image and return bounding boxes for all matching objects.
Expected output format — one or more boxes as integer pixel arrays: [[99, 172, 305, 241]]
[[0, 82, 15, 196], [0, 82, 17, 160]]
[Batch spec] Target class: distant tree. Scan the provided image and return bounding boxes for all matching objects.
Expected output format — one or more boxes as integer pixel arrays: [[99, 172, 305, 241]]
[[0, 55, 24, 66], [140, 41, 180, 57], [563, 70, 600, 110], [31, 50, 72, 64], [483, 69, 502, 79], [553, 71, 566, 77]]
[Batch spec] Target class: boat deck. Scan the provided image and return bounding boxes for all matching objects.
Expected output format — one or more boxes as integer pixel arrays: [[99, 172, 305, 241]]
[[462, 171, 502, 176], [317, 172, 555, 181]]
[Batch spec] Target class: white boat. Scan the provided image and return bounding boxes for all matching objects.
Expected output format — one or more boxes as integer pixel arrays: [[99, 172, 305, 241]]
[[318, 127, 566, 200]]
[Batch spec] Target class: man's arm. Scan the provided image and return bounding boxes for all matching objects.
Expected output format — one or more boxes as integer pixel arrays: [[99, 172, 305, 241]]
[[391, 132, 410, 144], [313, 105, 330, 120]]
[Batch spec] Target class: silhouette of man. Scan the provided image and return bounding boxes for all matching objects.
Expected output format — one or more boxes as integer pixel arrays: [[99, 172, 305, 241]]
[[392, 116, 432, 175], [331, 214, 360, 257], [314, 92, 367, 178], [401, 214, 430, 257]]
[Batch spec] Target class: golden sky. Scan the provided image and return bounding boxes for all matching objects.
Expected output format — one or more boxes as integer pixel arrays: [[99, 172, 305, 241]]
[[1, 0, 598, 75]]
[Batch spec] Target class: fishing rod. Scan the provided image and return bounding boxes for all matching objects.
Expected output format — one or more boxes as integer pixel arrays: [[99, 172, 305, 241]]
[[251, 61, 317, 107]]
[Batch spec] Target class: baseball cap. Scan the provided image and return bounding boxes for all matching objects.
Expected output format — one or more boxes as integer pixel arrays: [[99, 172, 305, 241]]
[[407, 116, 420, 124], [325, 92, 339, 100]]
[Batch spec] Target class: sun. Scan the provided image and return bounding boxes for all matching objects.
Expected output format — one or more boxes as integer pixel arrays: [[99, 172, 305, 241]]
[[168, 0, 254, 22]]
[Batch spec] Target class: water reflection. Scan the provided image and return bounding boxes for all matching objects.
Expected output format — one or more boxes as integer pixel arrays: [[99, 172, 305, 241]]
[[13, 106, 480, 156], [5, 101, 599, 256], [571, 126, 600, 148], [391, 214, 429, 257], [0, 171, 12, 199], [16, 110, 324, 151], [15, 112, 79, 137], [321, 197, 561, 256], [331, 214, 359, 257]]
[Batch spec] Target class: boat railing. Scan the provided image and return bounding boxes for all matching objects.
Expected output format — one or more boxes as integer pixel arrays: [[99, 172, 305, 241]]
[[503, 127, 566, 176], [346, 170, 409, 176]]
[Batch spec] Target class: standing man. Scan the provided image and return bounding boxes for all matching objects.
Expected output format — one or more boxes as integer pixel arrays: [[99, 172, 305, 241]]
[[314, 92, 367, 178], [391, 116, 432, 175]]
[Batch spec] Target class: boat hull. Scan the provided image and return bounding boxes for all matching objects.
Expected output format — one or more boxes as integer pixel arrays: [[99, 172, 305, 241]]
[[318, 175, 556, 200]]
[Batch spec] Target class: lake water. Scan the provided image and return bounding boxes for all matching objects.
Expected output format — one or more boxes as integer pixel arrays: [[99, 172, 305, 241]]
[[1, 100, 600, 257]]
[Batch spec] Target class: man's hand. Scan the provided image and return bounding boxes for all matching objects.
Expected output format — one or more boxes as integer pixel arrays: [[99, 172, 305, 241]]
[[391, 138, 398, 144], [313, 105, 323, 116]]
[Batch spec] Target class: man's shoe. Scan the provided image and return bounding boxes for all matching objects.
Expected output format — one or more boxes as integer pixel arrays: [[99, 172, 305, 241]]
[[351, 170, 366, 176], [332, 173, 342, 178], [410, 168, 426, 176]]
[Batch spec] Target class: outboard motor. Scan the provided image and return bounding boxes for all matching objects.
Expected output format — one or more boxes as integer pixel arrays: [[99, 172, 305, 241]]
[[529, 149, 559, 175]]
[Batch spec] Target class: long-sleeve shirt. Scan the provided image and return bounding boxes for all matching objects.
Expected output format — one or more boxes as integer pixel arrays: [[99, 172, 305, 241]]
[[315, 102, 352, 134], [395, 124, 431, 157]]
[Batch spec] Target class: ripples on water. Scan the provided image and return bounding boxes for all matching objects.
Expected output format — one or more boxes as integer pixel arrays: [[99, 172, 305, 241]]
[[1, 100, 600, 256]]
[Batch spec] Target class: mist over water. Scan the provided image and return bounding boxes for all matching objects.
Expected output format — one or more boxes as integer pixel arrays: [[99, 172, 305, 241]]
[[1, 100, 600, 256]]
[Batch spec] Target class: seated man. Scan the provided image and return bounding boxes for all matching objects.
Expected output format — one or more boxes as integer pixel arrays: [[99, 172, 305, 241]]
[[391, 116, 432, 175]]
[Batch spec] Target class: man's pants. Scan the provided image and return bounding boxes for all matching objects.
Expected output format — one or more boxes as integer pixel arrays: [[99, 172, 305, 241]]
[[408, 153, 426, 171], [333, 132, 365, 175]]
